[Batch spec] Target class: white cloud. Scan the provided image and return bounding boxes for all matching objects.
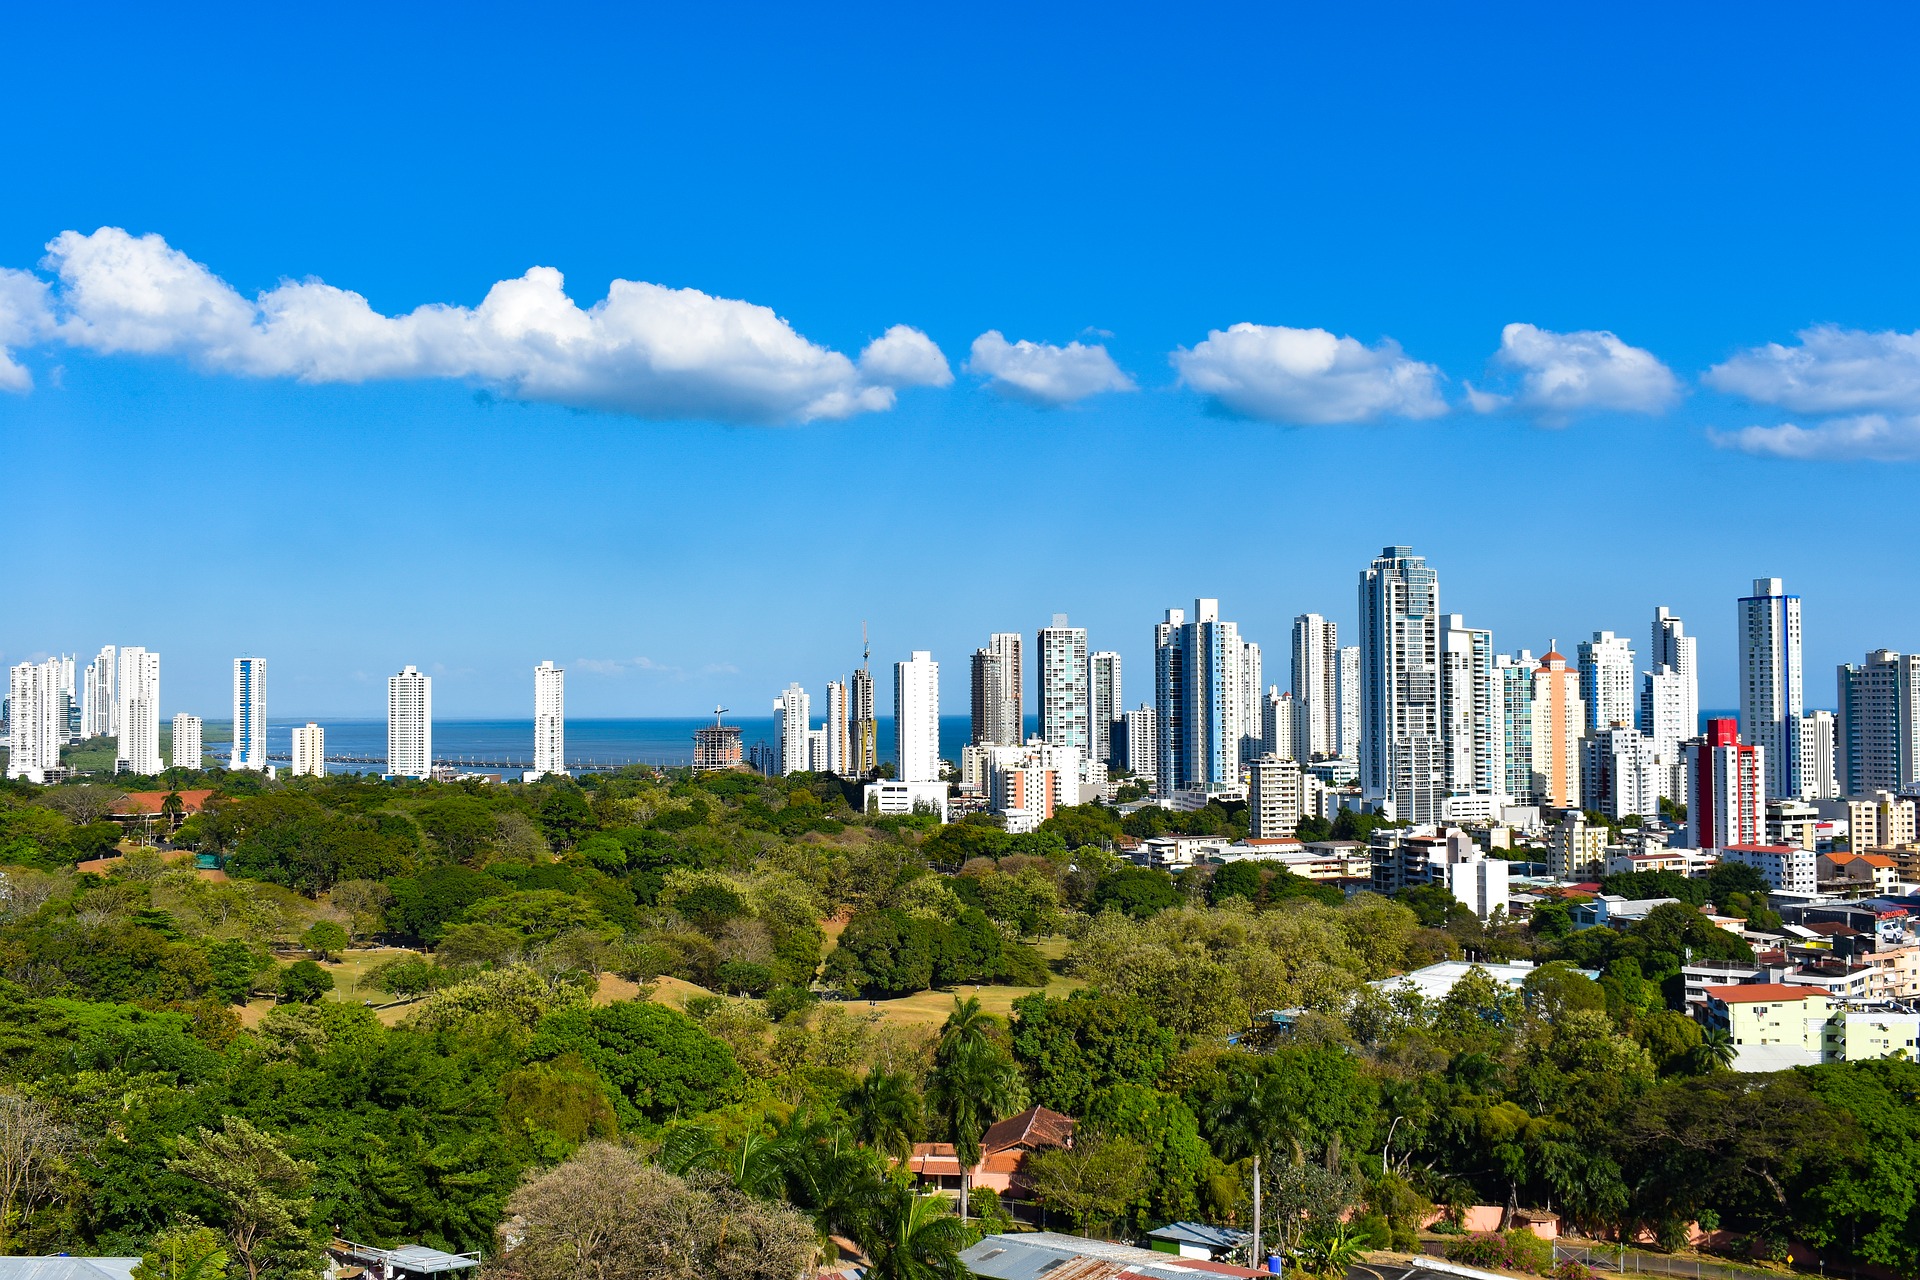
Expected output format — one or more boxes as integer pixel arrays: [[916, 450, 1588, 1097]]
[[24, 227, 927, 424], [0, 268, 54, 392], [1709, 414, 1920, 462], [1705, 325, 1920, 415], [1171, 323, 1445, 424], [967, 330, 1135, 405], [1476, 323, 1680, 421], [858, 324, 952, 388]]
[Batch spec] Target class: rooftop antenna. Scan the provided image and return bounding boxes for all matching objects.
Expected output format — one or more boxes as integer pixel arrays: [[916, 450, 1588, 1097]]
[[862, 620, 870, 670]]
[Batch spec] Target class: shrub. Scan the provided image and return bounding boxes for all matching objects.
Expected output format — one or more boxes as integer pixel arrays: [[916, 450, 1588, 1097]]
[[1442, 1230, 1553, 1275], [1505, 1228, 1553, 1275], [1551, 1261, 1598, 1280], [1443, 1233, 1510, 1269]]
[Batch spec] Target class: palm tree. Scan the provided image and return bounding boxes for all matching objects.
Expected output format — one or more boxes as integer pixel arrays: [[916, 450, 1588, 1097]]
[[1207, 1066, 1294, 1267], [927, 997, 1022, 1226], [858, 1179, 968, 1280], [1292, 1221, 1371, 1276], [160, 790, 185, 828], [850, 1068, 924, 1164], [1690, 1028, 1737, 1074]]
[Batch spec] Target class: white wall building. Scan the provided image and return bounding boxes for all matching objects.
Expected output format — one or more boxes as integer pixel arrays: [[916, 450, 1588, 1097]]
[[1798, 708, 1837, 801], [1582, 725, 1662, 820], [1649, 607, 1699, 742], [1238, 639, 1264, 764], [6, 660, 65, 781], [1441, 613, 1499, 799], [1120, 703, 1157, 780], [115, 647, 163, 776], [1291, 613, 1339, 759], [83, 645, 117, 739], [1261, 686, 1297, 761], [1090, 651, 1121, 771], [1740, 577, 1804, 800], [1038, 615, 1090, 759], [291, 722, 325, 777], [1720, 843, 1817, 894], [1248, 753, 1304, 838], [894, 651, 941, 783], [1578, 631, 1637, 734], [824, 680, 850, 774], [387, 665, 432, 779], [171, 713, 203, 771], [1338, 645, 1360, 761], [1155, 600, 1248, 798], [774, 682, 810, 776], [231, 656, 268, 771], [1358, 547, 1446, 823], [533, 660, 565, 777]]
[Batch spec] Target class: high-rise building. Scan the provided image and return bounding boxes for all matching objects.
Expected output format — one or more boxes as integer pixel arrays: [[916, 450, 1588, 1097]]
[[1291, 614, 1340, 758], [533, 660, 564, 777], [1837, 650, 1920, 796], [1358, 547, 1445, 823], [1649, 607, 1699, 738], [824, 680, 850, 774], [774, 682, 810, 775], [1338, 645, 1360, 761], [1119, 704, 1157, 779], [1038, 615, 1090, 757], [54, 655, 76, 744], [694, 708, 744, 772], [1640, 665, 1692, 763], [894, 652, 941, 783], [1530, 645, 1584, 809], [6, 660, 65, 781], [1739, 577, 1803, 800], [970, 645, 1022, 747], [1441, 614, 1498, 798], [851, 665, 878, 776], [1582, 725, 1660, 820], [1261, 686, 1297, 761], [1496, 650, 1538, 804], [1799, 709, 1837, 800], [115, 647, 162, 776], [387, 665, 432, 779], [172, 713, 203, 771], [1577, 631, 1636, 734], [1090, 651, 1121, 770], [82, 645, 116, 739], [231, 656, 268, 771], [1248, 754, 1304, 838], [1154, 599, 1246, 799], [1238, 640, 1264, 764], [1688, 717, 1765, 850], [291, 722, 325, 777]]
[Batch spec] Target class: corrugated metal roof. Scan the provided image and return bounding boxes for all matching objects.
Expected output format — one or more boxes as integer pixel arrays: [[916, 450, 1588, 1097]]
[[0, 1259, 140, 1280]]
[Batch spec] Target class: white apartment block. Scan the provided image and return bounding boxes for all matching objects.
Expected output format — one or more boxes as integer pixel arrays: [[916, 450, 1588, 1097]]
[[774, 682, 810, 776], [1441, 613, 1499, 798], [1291, 613, 1339, 758], [1837, 649, 1920, 795], [231, 656, 268, 771], [1582, 725, 1663, 820], [1238, 640, 1263, 764], [1578, 630, 1637, 734], [291, 722, 325, 777], [825, 680, 850, 775], [1720, 843, 1817, 894], [1338, 645, 1360, 761], [894, 651, 941, 784], [6, 660, 65, 781], [83, 645, 116, 738], [387, 665, 432, 779], [1038, 615, 1090, 757], [115, 647, 163, 776], [171, 713, 203, 771], [1248, 753, 1304, 838], [1090, 651, 1121, 770], [1120, 704, 1157, 779], [1358, 547, 1446, 823], [1649, 607, 1700, 743], [1261, 687, 1298, 761], [533, 660, 565, 777], [1640, 664, 1691, 763], [1740, 577, 1804, 800], [1798, 709, 1837, 801]]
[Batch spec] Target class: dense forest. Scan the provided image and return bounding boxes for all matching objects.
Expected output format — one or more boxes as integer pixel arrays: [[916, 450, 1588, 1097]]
[[0, 765, 1916, 1278]]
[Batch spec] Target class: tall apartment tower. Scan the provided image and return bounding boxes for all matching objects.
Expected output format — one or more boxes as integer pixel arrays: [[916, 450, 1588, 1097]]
[[533, 660, 565, 777], [54, 655, 76, 744], [1090, 651, 1121, 769], [1837, 650, 1920, 795], [291, 722, 325, 777], [970, 646, 1019, 747], [6, 660, 65, 781], [1739, 577, 1803, 800], [1577, 631, 1636, 733], [1338, 645, 1360, 761], [1648, 607, 1699, 737], [1038, 615, 1090, 757], [1640, 666, 1692, 764], [774, 682, 810, 775], [1238, 640, 1264, 764], [83, 645, 116, 738], [1261, 687, 1298, 761], [1358, 547, 1445, 823], [893, 651, 941, 783], [387, 665, 432, 779], [115, 647, 162, 776], [172, 713, 203, 771], [1688, 717, 1765, 849], [824, 680, 849, 774], [1799, 709, 1838, 800], [1120, 704, 1158, 779], [1291, 614, 1339, 758], [1496, 650, 1538, 804], [851, 665, 878, 776], [1154, 599, 1245, 799], [231, 656, 268, 771], [1531, 645, 1585, 810], [1441, 614, 1498, 797]]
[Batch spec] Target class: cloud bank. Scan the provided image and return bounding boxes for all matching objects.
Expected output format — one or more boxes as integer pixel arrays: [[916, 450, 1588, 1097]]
[[1172, 323, 1445, 424], [1468, 323, 1679, 421], [1704, 325, 1920, 460], [5, 228, 949, 424], [966, 331, 1135, 405]]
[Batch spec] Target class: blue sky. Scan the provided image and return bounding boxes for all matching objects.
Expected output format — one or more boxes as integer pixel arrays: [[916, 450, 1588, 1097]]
[[3, 3, 1918, 719]]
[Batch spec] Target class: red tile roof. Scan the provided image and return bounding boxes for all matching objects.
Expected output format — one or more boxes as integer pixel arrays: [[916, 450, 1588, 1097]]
[[1704, 983, 1816, 1004], [115, 789, 214, 816], [982, 1105, 1076, 1153]]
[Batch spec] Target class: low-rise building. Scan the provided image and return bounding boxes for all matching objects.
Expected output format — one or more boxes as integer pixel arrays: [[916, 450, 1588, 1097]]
[[1136, 834, 1233, 869], [908, 1106, 1074, 1203], [1819, 851, 1900, 896], [1371, 958, 1594, 1003], [962, 1232, 1267, 1279], [862, 780, 950, 821], [1701, 985, 1920, 1071], [1720, 844, 1818, 894]]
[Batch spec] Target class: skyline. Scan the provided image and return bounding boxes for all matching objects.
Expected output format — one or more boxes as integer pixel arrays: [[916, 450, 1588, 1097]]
[[6, 5, 1920, 717]]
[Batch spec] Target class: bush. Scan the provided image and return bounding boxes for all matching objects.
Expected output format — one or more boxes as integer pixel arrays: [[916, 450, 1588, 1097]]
[[1505, 1229, 1553, 1275], [715, 961, 772, 996], [277, 959, 335, 1004], [1550, 1262, 1598, 1280], [1442, 1230, 1553, 1275]]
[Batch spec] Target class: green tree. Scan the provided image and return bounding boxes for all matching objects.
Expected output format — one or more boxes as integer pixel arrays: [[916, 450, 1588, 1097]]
[[857, 1181, 967, 1280], [1036, 804, 1123, 851], [1026, 1132, 1148, 1235], [1083, 1083, 1215, 1228], [927, 997, 1023, 1227], [168, 1117, 317, 1280], [529, 1000, 741, 1129], [1009, 991, 1177, 1115], [133, 1219, 230, 1280], [847, 1068, 924, 1163], [275, 960, 333, 1004], [1091, 866, 1179, 918], [415, 796, 497, 865], [299, 919, 348, 961]]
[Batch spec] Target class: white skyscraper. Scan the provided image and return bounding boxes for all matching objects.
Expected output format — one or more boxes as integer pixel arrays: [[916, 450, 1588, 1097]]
[[1359, 547, 1445, 822], [1154, 599, 1245, 799], [1649, 607, 1699, 739], [1090, 651, 1121, 770], [1120, 704, 1157, 779], [291, 722, 325, 777], [1577, 631, 1636, 733], [1261, 686, 1298, 761], [533, 661, 565, 777], [1837, 649, 1920, 796], [115, 647, 162, 776], [1799, 709, 1838, 801], [1739, 577, 1804, 799], [1291, 614, 1339, 758], [1038, 615, 1090, 757], [231, 656, 268, 771], [1496, 650, 1538, 804], [1441, 613, 1499, 798], [172, 713, 203, 771], [55, 655, 76, 743], [1640, 665, 1692, 766], [83, 645, 116, 739], [825, 680, 850, 774], [894, 651, 941, 783], [387, 666, 432, 779], [1338, 645, 1360, 761], [774, 682, 811, 775], [6, 660, 65, 781], [1238, 640, 1263, 764]]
